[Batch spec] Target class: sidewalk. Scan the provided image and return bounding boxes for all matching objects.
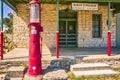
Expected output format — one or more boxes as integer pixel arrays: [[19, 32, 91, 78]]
[[1, 47, 120, 62], [3, 48, 29, 62], [51, 47, 120, 56]]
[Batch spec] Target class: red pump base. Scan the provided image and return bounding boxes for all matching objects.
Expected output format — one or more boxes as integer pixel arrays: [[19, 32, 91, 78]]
[[27, 23, 42, 76], [0, 32, 3, 60], [108, 31, 111, 56], [56, 31, 59, 58]]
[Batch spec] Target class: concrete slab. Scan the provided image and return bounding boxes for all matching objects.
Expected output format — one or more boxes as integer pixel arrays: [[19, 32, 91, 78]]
[[8, 66, 24, 71], [1, 43, 53, 62], [73, 69, 118, 78], [70, 63, 111, 72], [43, 69, 68, 80], [2, 47, 120, 63], [50, 47, 120, 61], [7, 66, 25, 78], [83, 55, 120, 60], [70, 63, 110, 71], [10, 78, 23, 80], [4, 48, 29, 62], [51, 47, 120, 57], [71, 63, 109, 68]]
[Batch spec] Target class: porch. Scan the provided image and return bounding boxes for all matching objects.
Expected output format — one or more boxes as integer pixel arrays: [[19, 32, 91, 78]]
[[51, 47, 120, 57], [2, 47, 120, 62]]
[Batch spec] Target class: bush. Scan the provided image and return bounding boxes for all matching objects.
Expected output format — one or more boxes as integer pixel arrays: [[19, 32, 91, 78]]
[[3, 34, 14, 53]]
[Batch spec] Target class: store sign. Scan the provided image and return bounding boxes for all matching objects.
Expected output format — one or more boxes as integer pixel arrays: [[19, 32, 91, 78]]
[[72, 3, 98, 11]]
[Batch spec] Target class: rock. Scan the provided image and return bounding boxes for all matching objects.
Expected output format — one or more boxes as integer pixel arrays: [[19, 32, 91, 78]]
[[48, 58, 75, 70], [43, 69, 68, 80]]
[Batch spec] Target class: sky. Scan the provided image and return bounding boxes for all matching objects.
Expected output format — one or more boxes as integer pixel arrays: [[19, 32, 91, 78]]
[[3, 3, 13, 18]]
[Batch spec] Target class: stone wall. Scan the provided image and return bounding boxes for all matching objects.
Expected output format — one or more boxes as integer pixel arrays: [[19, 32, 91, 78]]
[[13, 4, 29, 48], [13, 4, 57, 48], [77, 6, 116, 47], [41, 4, 56, 48], [13, 4, 116, 48]]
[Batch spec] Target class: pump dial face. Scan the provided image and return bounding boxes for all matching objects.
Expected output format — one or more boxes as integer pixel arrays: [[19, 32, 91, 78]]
[[31, 26, 37, 34]]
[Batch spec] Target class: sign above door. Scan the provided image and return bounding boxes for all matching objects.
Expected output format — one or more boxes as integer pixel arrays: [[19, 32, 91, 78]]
[[72, 3, 98, 11]]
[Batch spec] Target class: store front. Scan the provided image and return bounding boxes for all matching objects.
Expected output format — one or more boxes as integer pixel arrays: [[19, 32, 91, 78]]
[[2, 0, 120, 57], [58, 3, 116, 48], [59, 11, 77, 47]]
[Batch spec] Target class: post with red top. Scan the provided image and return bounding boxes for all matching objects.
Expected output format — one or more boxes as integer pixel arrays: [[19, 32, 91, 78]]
[[24, 0, 43, 79], [0, 0, 3, 60], [56, 0, 59, 58], [0, 32, 3, 60], [107, 2, 111, 56]]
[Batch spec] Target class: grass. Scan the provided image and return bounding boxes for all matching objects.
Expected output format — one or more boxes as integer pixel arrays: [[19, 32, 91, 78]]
[[68, 68, 120, 80]]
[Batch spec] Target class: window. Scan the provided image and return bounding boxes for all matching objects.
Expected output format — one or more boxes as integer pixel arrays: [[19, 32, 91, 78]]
[[92, 14, 101, 38]]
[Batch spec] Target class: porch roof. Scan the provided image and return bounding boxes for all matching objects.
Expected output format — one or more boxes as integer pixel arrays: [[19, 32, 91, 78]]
[[4, 0, 120, 13]]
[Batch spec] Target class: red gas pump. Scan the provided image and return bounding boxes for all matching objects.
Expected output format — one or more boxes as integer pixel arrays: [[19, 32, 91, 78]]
[[27, 0, 43, 76]]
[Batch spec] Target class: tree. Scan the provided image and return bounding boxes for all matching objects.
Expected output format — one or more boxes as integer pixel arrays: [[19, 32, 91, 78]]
[[3, 13, 13, 34]]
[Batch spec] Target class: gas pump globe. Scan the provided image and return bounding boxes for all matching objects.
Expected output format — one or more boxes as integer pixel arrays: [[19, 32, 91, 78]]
[[30, 3, 40, 23], [27, 0, 43, 76]]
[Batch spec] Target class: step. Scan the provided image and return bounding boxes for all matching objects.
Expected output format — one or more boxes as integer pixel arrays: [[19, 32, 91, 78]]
[[0, 74, 6, 80], [10, 78, 23, 80], [70, 63, 110, 71], [6, 66, 25, 78], [0, 69, 7, 74], [73, 69, 118, 78], [0, 65, 9, 73]]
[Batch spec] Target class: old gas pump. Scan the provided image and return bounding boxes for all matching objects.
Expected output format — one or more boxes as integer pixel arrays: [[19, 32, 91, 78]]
[[27, 0, 43, 76]]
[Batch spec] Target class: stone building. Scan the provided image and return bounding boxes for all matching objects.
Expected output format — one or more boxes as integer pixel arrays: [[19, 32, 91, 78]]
[[4, 0, 120, 49]]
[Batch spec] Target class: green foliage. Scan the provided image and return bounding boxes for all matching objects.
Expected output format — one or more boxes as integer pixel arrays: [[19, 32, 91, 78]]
[[69, 73, 85, 80], [21, 64, 28, 68], [3, 13, 13, 34], [69, 72, 120, 80], [3, 34, 14, 53], [113, 68, 120, 72]]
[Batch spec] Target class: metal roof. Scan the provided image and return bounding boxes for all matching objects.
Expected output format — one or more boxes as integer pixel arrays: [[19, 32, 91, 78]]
[[3, 0, 120, 13]]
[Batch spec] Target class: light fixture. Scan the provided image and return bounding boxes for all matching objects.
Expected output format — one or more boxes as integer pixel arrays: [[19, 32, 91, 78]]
[[110, 5, 115, 11]]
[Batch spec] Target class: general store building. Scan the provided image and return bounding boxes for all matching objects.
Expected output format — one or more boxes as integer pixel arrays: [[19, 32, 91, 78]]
[[4, 0, 120, 52]]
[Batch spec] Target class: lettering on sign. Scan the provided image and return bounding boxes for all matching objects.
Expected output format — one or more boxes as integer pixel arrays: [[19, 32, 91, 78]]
[[31, 26, 37, 34], [72, 3, 98, 11]]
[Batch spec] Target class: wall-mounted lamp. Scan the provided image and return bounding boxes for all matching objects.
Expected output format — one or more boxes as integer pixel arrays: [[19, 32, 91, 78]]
[[110, 5, 115, 11]]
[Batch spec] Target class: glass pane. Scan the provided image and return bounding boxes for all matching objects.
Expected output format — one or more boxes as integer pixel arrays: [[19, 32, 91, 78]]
[[30, 4, 39, 22], [67, 13, 77, 18], [68, 21, 76, 34], [92, 14, 101, 38], [59, 21, 66, 34], [93, 21, 100, 26], [59, 12, 77, 18], [59, 13, 66, 18]]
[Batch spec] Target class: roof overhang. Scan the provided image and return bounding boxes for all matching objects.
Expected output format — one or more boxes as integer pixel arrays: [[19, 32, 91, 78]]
[[4, 0, 17, 11], [3, 0, 120, 14]]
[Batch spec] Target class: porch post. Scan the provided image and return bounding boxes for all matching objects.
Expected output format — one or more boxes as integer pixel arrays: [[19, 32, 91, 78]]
[[108, 2, 111, 56], [0, 0, 3, 60], [56, 0, 59, 58]]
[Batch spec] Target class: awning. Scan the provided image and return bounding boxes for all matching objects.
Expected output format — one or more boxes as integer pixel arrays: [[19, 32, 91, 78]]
[[3, 0, 120, 13]]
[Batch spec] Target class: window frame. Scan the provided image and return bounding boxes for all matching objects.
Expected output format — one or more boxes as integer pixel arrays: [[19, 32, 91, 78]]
[[92, 14, 102, 38]]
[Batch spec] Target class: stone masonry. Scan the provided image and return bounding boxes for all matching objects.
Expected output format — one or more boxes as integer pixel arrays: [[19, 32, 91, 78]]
[[77, 6, 116, 47], [13, 3, 116, 49]]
